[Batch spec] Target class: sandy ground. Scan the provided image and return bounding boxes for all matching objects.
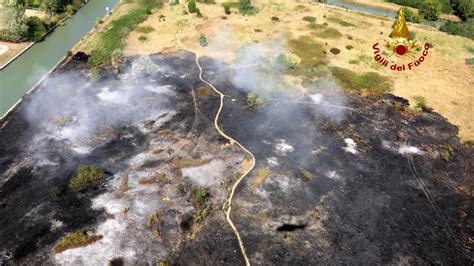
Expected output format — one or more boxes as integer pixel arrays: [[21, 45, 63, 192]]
[[0, 41, 31, 67], [86, 0, 473, 141]]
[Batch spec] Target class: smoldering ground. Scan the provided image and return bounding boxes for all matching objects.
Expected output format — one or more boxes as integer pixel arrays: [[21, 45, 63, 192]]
[[0, 51, 208, 264], [0, 34, 472, 266]]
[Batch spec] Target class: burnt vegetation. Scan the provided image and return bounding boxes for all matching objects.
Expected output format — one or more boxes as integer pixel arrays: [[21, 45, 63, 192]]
[[0, 49, 472, 265]]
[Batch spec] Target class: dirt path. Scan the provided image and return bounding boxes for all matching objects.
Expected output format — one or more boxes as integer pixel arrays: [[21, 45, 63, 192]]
[[175, 32, 255, 266]]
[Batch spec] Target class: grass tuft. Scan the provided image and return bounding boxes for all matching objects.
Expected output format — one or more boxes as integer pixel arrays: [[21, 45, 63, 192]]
[[313, 27, 343, 39], [327, 16, 354, 27], [53, 230, 102, 253], [330, 67, 392, 94], [69, 165, 105, 192], [89, 0, 162, 66], [413, 95, 427, 108], [288, 36, 327, 79]]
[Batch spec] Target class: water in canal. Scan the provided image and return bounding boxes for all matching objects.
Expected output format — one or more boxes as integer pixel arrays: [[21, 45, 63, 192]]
[[0, 0, 119, 117]]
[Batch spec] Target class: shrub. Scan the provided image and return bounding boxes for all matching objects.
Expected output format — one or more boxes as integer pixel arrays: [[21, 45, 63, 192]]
[[188, 0, 198, 13], [276, 53, 301, 69], [195, 204, 212, 222], [194, 188, 208, 206], [247, 92, 264, 107], [136, 25, 155, 33], [450, 0, 474, 21], [440, 19, 474, 40], [345, 45, 354, 50], [303, 16, 316, 23], [271, 16, 279, 21], [224, 3, 231, 14], [400, 7, 422, 23], [327, 16, 354, 26], [239, 0, 258, 15], [26, 16, 48, 42], [413, 95, 427, 108], [53, 230, 102, 253], [198, 34, 208, 46], [169, 0, 180, 5], [466, 57, 474, 65], [138, 35, 148, 42], [196, 8, 203, 17], [68, 165, 105, 192], [314, 28, 343, 39], [419, 0, 441, 21]]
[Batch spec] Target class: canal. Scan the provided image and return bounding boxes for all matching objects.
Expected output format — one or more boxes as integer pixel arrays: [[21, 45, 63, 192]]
[[0, 0, 119, 117]]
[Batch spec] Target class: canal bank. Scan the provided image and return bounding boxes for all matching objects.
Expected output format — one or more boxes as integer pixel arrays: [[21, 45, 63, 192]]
[[0, 0, 120, 118]]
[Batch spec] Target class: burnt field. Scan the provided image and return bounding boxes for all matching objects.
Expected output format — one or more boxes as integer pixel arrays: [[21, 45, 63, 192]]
[[0, 52, 473, 265]]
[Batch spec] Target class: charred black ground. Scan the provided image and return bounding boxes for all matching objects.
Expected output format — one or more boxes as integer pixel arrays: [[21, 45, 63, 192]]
[[0, 52, 472, 265]]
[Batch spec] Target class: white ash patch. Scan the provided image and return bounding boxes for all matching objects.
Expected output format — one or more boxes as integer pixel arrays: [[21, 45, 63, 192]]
[[343, 138, 358, 154], [54, 172, 167, 265], [382, 140, 424, 155], [144, 84, 174, 95], [50, 219, 64, 231], [325, 171, 342, 181], [398, 145, 424, 155], [97, 86, 130, 105], [266, 157, 279, 166], [181, 160, 225, 187], [255, 174, 291, 199], [310, 94, 324, 104], [275, 139, 294, 156]]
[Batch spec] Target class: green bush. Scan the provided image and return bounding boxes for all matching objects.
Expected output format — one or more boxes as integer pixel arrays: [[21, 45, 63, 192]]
[[271, 16, 279, 21], [400, 7, 422, 23], [440, 19, 474, 39], [69, 165, 105, 192], [138, 35, 148, 42], [388, 0, 451, 13], [466, 57, 474, 65], [276, 53, 301, 69], [450, 0, 474, 21], [239, 0, 258, 15], [413, 95, 427, 108], [247, 92, 264, 107], [188, 0, 198, 13], [345, 45, 354, 50], [26, 16, 48, 42], [198, 34, 208, 46], [224, 4, 231, 14], [419, 0, 441, 21], [136, 25, 155, 33], [303, 16, 316, 23]]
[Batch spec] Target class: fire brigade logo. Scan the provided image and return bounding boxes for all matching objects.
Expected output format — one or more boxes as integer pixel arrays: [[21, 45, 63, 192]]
[[372, 9, 431, 71]]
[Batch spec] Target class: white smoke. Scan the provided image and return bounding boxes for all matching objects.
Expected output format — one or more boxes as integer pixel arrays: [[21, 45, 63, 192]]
[[23, 55, 176, 157]]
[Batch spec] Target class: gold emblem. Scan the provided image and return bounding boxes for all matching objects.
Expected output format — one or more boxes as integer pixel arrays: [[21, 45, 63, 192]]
[[385, 9, 418, 59]]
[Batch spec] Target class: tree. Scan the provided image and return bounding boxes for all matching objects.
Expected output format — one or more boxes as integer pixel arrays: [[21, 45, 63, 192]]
[[419, 0, 441, 21], [26, 16, 47, 41], [399, 7, 422, 23], [451, 0, 474, 21], [0, 1, 29, 42]]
